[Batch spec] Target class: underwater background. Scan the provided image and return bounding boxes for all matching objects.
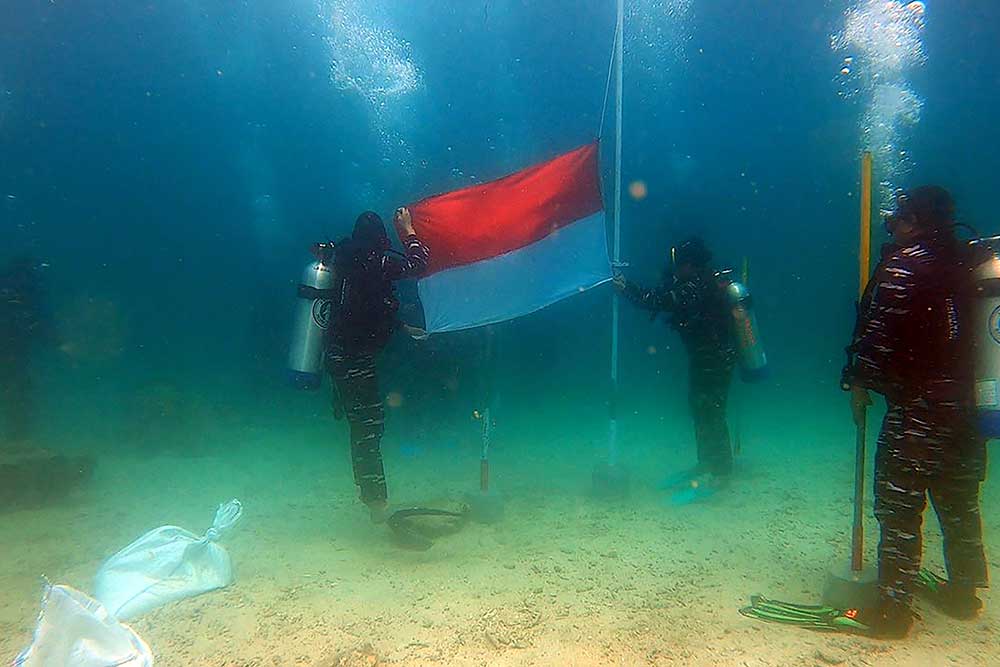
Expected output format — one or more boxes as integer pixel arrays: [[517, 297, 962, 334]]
[[1, 1, 998, 665]]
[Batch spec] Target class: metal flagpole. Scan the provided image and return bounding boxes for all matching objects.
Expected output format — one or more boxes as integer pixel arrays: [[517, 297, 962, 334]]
[[593, 0, 628, 497], [609, 0, 624, 466]]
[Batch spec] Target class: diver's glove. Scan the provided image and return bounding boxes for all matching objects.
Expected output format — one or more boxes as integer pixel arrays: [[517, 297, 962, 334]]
[[393, 207, 415, 238], [849, 385, 872, 427], [840, 361, 854, 392], [840, 336, 861, 391]]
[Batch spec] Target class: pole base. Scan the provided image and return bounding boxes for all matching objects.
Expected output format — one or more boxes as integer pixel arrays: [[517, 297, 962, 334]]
[[823, 561, 878, 610], [463, 489, 505, 524], [591, 462, 630, 499]]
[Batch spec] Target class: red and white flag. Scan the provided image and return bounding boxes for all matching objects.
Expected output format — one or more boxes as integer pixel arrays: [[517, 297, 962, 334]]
[[407, 141, 612, 333]]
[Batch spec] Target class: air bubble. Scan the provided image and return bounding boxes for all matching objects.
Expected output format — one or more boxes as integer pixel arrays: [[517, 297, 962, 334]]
[[317, 1, 422, 162], [833, 1, 926, 207]]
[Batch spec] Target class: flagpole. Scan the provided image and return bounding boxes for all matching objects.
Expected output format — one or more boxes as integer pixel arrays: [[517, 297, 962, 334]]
[[609, 0, 624, 467]]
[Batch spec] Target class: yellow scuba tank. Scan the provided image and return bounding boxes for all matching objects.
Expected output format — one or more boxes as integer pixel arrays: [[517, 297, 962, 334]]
[[720, 267, 768, 382]]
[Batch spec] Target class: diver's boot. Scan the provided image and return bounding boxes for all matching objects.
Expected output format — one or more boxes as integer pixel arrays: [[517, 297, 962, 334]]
[[856, 599, 914, 639], [916, 571, 984, 620], [929, 584, 983, 620], [366, 500, 389, 525]]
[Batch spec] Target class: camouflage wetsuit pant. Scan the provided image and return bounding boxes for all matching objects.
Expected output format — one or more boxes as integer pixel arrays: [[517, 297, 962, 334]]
[[874, 403, 989, 607], [327, 348, 387, 505], [688, 352, 735, 477]]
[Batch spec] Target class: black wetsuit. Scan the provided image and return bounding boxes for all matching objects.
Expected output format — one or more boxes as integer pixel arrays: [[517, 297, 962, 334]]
[[326, 234, 429, 505], [845, 233, 990, 610], [624, 269, 737, 476], [0, 263, 45, 444]]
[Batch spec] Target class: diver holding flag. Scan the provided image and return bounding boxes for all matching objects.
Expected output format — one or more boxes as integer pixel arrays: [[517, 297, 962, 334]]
[[614, 236, 767, 502], [291, 208, 429, 523]]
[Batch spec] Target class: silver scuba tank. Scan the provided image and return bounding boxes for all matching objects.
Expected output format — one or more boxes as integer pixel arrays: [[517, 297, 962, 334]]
[[972, 240, 1000, 437], [288, 257, 336, 390], [724, 280, 769, 382]]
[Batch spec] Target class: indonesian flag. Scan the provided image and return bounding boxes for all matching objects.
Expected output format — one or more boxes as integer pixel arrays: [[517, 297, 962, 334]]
[[408, 141, 612, 333]]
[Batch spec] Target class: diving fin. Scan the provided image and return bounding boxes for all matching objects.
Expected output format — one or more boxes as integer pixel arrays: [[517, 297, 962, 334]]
[[665, 471, 724, 505], [657, 466, 705, 491], [668, 481, 718, 506], [739, 595, 871, 634], [386, 507, 467, 551], [914, 568, 947, 596]]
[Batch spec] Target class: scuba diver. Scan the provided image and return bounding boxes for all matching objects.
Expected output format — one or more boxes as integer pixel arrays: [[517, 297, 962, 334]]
[[842, 186, 990, 637], [613, 237, 738, 495], [0, 256, 48, 447], [321, 208, 429, 523]]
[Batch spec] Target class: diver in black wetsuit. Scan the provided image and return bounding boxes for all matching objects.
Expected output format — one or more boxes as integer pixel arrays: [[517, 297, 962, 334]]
[[0, 257, 48, 446], [323, 208, 429, 522], [843, 186, 990, 638], [614, 237, 737, 487]]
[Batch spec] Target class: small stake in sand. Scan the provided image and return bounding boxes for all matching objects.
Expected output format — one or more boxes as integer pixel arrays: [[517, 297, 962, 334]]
[[466, 326, 504, 523], [477, 406, 496, 498], [825, 151, 878, 609]]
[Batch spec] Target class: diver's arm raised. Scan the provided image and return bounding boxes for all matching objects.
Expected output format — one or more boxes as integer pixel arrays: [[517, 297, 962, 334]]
[[614, 274, 676, 313], [384, 207, 429, 280]]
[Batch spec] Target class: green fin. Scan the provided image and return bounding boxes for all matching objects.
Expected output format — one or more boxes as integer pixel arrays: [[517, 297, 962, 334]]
[[739, 595, 870, 634], [915, 568, 948, 596]]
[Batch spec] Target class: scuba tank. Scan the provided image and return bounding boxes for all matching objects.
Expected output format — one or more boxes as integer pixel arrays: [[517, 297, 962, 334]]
[[288, 245, 336, 390], [971, 238, 1000, 437], [720, 274, 768, 382]]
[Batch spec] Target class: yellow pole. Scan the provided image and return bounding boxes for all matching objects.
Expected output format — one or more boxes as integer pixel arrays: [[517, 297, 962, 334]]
[[851, 150, 873, 573], [858, 152, 873, 297]]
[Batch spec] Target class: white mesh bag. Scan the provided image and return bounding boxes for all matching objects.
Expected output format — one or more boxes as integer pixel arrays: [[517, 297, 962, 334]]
[[94, 499, 243, 620], [15, 583, 153, 667]]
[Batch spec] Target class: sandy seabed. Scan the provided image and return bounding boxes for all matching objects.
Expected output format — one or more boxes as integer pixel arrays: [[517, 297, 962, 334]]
[[1, 417, 996, 667]]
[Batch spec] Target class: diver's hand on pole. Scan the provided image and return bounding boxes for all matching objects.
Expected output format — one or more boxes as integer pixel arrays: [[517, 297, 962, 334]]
[[612, 274, 626, 291], [403, 324, 429, 341], [850, 385, 872, 427], [394, 207, 415, 237]]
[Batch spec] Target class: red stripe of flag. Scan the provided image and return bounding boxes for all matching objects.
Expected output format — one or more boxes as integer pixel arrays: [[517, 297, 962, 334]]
[[408, 141, 603, 276]]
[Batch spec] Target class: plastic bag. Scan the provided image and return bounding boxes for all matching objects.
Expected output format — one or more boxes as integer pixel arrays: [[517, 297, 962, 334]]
[[94, 499, 243, 620], [15, 582, 153, 667]]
